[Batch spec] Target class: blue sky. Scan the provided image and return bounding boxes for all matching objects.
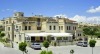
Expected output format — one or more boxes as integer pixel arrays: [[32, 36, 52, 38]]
[[0, 0, 100, 23]]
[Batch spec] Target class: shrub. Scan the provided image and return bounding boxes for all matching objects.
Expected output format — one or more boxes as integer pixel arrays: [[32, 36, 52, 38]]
[[89, 40, 96, 47], [19, 42, 27, 54], [70, 49, 74, 54], [40, 50, 53, 54], [0, 33, 5, 37], [43, 40, 49, 48], [40, 50, 46, 54], [47, 51, 53, 54], [54, 42, 57, 46]]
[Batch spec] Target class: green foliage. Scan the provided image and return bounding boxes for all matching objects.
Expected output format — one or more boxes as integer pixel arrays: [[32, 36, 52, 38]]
[[46, 35, 51, 43], [40, 50, 46, 54], [0, 33, 5, 37], [54, 42, 57, 46], [43, 40, 50, 48], [40, 50, 53, 54], [47, 51, 53, 54], [19, 42, 27, 52], [0, 31, 1, 34], [0, 38, 5, 42], [89, 40, 96, 47], [70, 49, 74, 54], [83, 27, 98, 38]]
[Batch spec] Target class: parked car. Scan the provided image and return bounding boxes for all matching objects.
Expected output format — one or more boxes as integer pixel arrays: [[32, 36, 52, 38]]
[[76, 41, 88, 47], [31, 43, 41, 50]]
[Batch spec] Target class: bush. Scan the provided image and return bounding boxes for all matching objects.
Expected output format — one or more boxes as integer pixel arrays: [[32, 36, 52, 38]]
[[43, 40, 50, 48], [40, 50, 53, 54], [19, 42, 27, 54], [4, 43, 11, 47], [0, 33, 5, 37], [54, 42, 57, 46], [89, 40, 96, 47], [47, 51, 53, 54], [40, 50, 46, 54], [70, 49, 74, 54]]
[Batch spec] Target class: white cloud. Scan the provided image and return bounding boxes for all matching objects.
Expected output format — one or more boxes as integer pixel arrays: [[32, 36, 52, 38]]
[[54, 14, 67, 18], [69, 15, 100, 24], [1, 9, 17, 12], [87, 6, 100, 13], [6, 9, 10, 11], [13, 10, 17, 12]]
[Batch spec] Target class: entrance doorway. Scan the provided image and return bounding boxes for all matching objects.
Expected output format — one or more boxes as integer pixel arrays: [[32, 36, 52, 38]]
[[31, 37, 35, 42]]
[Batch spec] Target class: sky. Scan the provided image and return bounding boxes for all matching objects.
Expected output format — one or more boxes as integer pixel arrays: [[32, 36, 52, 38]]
[[0, 0, 100, 24]]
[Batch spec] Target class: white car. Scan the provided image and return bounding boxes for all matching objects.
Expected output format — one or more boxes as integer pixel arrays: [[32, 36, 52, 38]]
[[31, 43, 41, 50], [76, 41, 88, 47]]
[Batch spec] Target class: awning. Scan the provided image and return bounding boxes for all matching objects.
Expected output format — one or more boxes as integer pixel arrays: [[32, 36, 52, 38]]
[[25, 33, 73, 37]]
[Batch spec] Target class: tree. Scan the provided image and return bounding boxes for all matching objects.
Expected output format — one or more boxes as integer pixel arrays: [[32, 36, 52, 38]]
[[43, 40, 50, 51], [46, 35, 51, 43], [19, 42, 27, 54], [0, 33, 5, 37], [89, 40, 96, 54], [83, 27, 98, 39]]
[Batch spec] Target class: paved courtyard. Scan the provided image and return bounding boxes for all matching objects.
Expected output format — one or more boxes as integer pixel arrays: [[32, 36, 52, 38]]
[[27, 45, 100, 54], [0, 39, 100, 54]]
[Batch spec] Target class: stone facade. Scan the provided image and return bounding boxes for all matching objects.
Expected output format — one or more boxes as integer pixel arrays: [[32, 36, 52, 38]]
[[3, 12, 83, 43]]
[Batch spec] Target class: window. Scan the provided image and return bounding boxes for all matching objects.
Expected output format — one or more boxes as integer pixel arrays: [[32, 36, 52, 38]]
[[59, 26, 60, 30], [8, 27, 10, 31], [78, 34, 81, 36], [67, 26, 69, 30], [69, 26, 71, 30], [80, 34, 81, 36], [37, 27, 41, 30], [3, 22, 5, 24], [16, 26, 18, 28], [51, 37, 54, 40], [19, 35, 21, 41], [49, 26, 52, 30], [21, 14, 23, 16], [28, 26, 31, 30], [53, 26, 56, 30], [61, 26, 63, 30], [25, 26, 27, 30], [6, 21, 8, 24], [15, 13, 17, 16], [78, 34, 79, 36], [15, 35, 16, 38], [19, 26, 21, 31], [75, 27, 76, 30], [73, 26, 74, 30]]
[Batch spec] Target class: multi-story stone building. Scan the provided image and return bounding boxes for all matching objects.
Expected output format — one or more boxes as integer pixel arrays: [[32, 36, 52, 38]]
[[3, 12, 83, 43]]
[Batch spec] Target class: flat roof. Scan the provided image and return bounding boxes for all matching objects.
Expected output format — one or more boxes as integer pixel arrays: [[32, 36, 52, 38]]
[[25, 33, 73, 37]]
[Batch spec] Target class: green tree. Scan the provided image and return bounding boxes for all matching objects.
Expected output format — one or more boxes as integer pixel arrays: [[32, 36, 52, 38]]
[[43, 40, 50, 51], [46, 35, 51, 43], [89, 40, 96, 54], [83, 27, 98, 39], [0, 33, 5, 37], [19, 42, 27, 54]]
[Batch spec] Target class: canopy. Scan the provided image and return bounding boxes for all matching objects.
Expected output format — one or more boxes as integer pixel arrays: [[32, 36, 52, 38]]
[[25, 33, 73, 37]]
